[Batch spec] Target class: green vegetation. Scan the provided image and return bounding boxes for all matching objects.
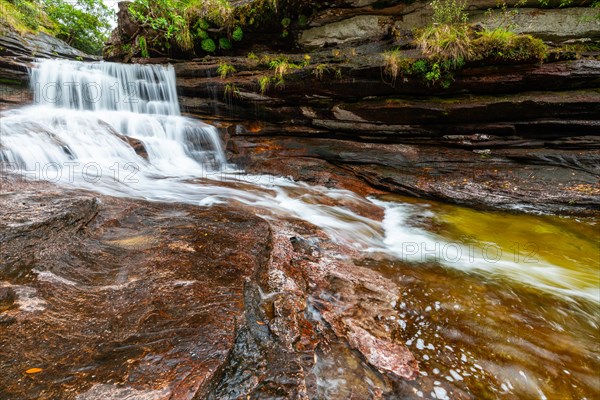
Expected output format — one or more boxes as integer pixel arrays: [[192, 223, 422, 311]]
[[383, 50, 457, 88], [313, 63, 329, 80], [384, 0, 549, 88], [223, 82, 240, 99], [471, 28, 546, 63], [201, 38, 216, 52], [416, 24, 471, 67], [129, 0, 193, 53], [138, 35, 149, 58], [595, 0, 600, 19], [0, 0, 112, 55], [124, 0, 330, 57], [232, 26, 243, 41], [128, 0, 245, 55], [0, 77, 23, 85], [45, 0, 112, 55], [416, 0, 470, 68], [269, 56, 292, 79], [258, 75, 270, 94], [0, 0, 43, 31], [217, 62, 235, 79], [281, 16, 291, 37], [260, 55, 305, 89], [219, 37, 231, 49], [430, 0, 468, 24], [382, 49, 411, 83]]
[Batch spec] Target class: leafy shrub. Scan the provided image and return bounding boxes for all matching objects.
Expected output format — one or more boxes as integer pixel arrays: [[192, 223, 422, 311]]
[[381, 53, 455, 88], [138, 35, 149, 57], [1, 0, 112, 55], [201, 38, 216, 52], [129, 0, 192, 51], [130, 0, 240, 56], [298, 14, 308, 26], [232, 26, 243, 41], [219, 37, 232, 49], [196, 18, 209, 30], [6, 0, 41, 30], [196, 29, 209, 39], [46, 0, 113, 55], [384, 0, 548, 89], [411, 59, 428, 75]]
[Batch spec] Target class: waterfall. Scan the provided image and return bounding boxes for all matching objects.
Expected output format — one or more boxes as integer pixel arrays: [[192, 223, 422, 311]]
[[0, 59, 226, 176], [31, 59, 181, 115]]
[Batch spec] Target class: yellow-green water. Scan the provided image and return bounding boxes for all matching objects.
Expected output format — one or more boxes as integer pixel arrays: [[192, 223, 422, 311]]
[[363, 195, 600, 399], [378, 194, 599, 301]]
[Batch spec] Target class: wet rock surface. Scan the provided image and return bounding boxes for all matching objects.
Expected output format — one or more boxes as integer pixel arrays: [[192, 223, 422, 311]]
[[2, 0, 599, 214], [226, 135, 600, 215], [0, 176, 420, 399], [0, 176, 271, 399]]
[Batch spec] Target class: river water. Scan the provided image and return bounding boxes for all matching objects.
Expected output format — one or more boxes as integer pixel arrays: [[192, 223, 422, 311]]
[[0, 59, 598, 399]]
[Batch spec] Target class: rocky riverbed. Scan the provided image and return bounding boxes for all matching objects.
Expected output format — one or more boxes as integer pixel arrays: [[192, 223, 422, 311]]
[[0, 174, 424, 399], [2, 172, 599, 399], [1, 2, 599, 398]]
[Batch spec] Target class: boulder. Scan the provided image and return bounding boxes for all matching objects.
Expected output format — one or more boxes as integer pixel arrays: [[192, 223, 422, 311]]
[[298, 15, 392, 48], [0, 178, 272, 399]]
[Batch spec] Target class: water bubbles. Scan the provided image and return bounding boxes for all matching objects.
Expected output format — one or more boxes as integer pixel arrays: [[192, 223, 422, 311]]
[[433, 387, 449, 400]]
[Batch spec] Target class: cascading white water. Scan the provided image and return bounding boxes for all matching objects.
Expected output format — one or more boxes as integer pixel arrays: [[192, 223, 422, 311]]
[[30, 59, 181, 115], [1, 59, 226, 174], [0, 59, 596, 304]]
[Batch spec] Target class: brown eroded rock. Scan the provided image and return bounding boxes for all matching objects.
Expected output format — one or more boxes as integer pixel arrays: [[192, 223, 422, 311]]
[[345, 322, 419, 380], [210, 212, 419, 398], [0, 178, 271, 399], [1, 175, 422, 399]]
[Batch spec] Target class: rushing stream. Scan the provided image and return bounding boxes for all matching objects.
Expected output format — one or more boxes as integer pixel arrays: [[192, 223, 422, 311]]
[[1, 59, 598, 399]]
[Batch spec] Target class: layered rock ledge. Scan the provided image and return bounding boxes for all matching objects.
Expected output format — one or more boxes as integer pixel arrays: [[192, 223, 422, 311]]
[[171, 55, 600, 215]]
